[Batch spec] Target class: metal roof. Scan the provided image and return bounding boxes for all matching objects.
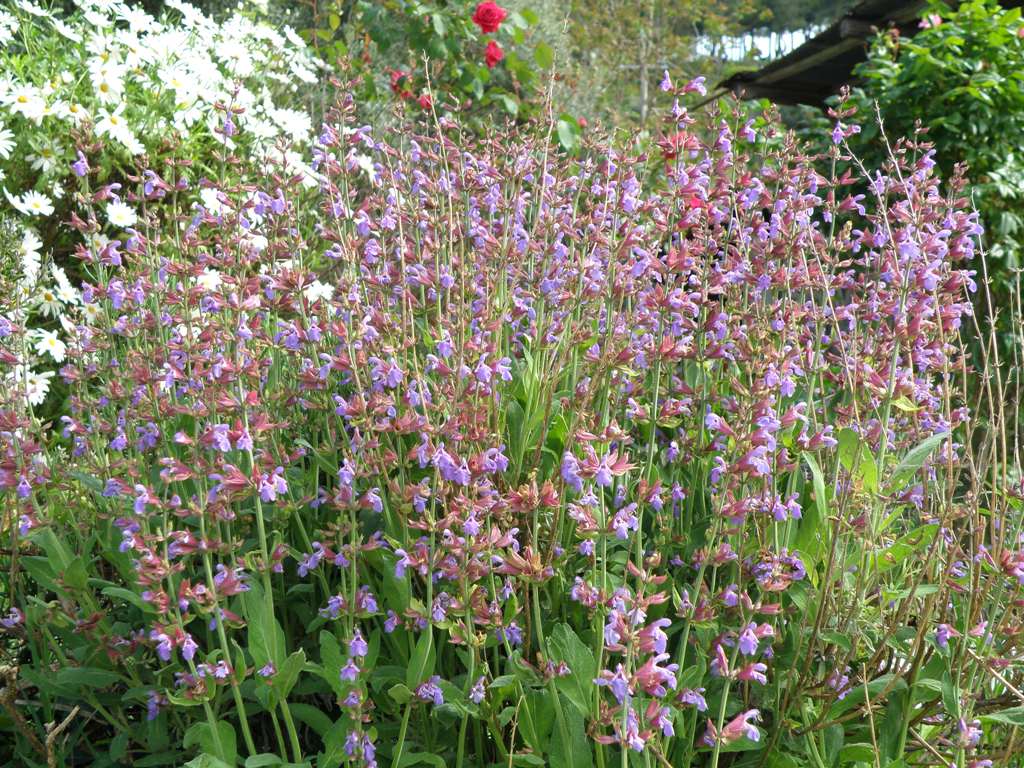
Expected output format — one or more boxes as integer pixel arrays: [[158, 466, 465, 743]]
[[720, 0, 1021, 106]]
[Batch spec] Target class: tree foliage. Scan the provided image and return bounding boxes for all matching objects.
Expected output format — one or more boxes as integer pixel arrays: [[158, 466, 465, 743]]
[[847, 0, 1024, 271]]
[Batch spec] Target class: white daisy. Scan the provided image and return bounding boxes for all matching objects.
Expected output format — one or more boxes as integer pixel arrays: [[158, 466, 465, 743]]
[[0, 127, 14, 159], [33, 330, 67, 362], [95, 104, 134, 145], [196, 268, 222, 292], [11, 366, 54, 407], [6, 86, 47, 122], [5, 189, 55, 217], [106, 200, 137, 228], [35, 283, 64, 317], [18, 229, 42, 282], [303, 280, 334, 304], [23, 368, 54, 406]]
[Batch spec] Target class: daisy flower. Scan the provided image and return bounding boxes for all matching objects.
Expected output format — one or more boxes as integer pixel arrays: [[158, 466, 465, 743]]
[[35, 283, 64, 317], [33, 329, 67, 362], [106, 200, 137, 228], [0, 127, 14, 160], [196, 268, 222, 292], [18, 229, 42, 281], [5, 189, 55, 217], [303, 280, 334, 304], [12, 366, 55, 407], [6, 86, 47, 122]]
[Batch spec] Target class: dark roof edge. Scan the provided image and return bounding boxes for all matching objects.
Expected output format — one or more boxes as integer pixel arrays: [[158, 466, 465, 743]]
[[718, 0, 932, 105]]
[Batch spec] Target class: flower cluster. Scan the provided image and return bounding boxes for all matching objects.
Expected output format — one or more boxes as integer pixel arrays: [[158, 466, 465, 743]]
[[0, 73, 1020, 768], [0, 0, 319, 406]]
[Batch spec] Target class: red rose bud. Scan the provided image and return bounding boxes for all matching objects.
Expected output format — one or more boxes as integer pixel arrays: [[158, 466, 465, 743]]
[[485, 40, 504, 69]]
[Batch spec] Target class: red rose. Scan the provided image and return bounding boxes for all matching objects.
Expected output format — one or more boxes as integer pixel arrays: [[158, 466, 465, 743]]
[[472, 2, 507, 34], [389, 69, 412, 100], [418, 93, 433, 111], [485, 40, 504, 69]]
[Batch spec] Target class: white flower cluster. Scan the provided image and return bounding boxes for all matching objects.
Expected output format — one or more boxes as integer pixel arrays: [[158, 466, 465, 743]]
[[0, 0, 321, 406]]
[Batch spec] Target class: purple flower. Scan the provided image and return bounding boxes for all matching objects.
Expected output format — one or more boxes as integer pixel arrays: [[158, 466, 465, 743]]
[[133, 485, 150, 515], [146, 690, 165, 721], [595, 663, 630, 704], [151, 630, 173, 662], [611, 504, 639, 540], [721, 584, 739, 607], [561, 453, 583, 493], [181, 633, 198, 662], [72, 151, 89, 178], [737, 662, 768, 685], [298, 542, 325, 577], [936, 623, 957, 650], [0, 607, 24, 629], [416, 676, 444, 707], [469, 676, 486, 704], [340, 660, 360, 682], [259, 467, 288, 502], [957, 718, 982, 748], [677, 687, 707, 711], [738, 623, 759, 656], [497, 622, 523, 647]]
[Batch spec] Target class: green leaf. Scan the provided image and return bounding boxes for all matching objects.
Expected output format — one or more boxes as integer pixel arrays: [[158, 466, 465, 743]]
[[242, 582, 286, 667], [980, 706, 1024, 726], [289, 703, 334, 738], [271, 649, 306, 706], [388, 683, 413, 704], [874, 524, 939, 574], [837, 427, 878, 493], [21, 556, 57, 590], [245, 755, 284, 768], [839, 744, 878, 763], [62, 556, 89, 590], [397, 753, 447, 768], [511, 756, 546, 767], [183, 721, 236, 766], [797, 452, 829, 563], [183, 756, 233, 768], [109, 730, 129, 761], [548, 701, 593, 768], [102, 585, 154, 613], [548, 623, 596, 718], [828, 674, 908, 718], [887, 432, 948, 491], [430, 13, 445, 37], [134, 753, 186, 767], [556, 118, 578, 151], [319, 631, 346, 696], [405, 631, 435, 688], [497, 94, 518, 117], [941, 670, 960, 721], [55, 667, 121, 689], [534, 42, 554, 69]]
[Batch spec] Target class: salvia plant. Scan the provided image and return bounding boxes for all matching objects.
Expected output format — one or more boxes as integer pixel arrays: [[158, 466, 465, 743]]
[[1, 72, 1023, 768]]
